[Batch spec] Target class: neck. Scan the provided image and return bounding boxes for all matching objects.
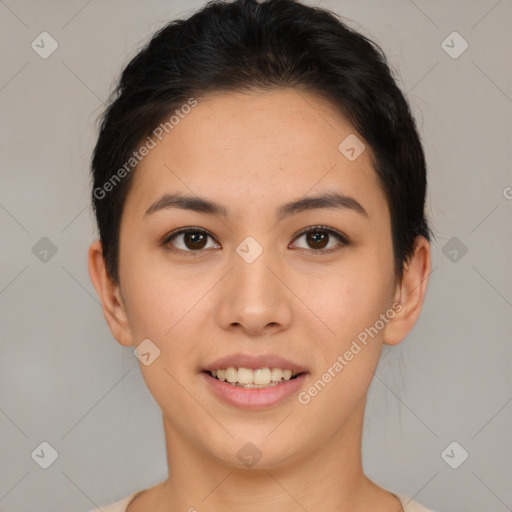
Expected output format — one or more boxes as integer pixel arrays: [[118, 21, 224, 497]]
[[136, 400, 400, 512]]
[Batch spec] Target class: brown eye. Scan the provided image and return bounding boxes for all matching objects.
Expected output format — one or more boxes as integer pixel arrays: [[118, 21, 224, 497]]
[[163, 228, 219, 255], [162, 225, 349, 257], [305, 230, 329, 250], [182, 231, 208, 250], [291, 226, 348, 254]]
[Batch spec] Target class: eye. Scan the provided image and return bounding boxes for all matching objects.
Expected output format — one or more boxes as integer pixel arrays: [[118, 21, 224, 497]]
[[290, 225, 349, 254], [162, 227, 220, 256], [161, 225, 349, 257]]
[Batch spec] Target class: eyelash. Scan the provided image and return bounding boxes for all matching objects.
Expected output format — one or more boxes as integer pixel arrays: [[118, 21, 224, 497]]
[[161, 225, 350, 257]]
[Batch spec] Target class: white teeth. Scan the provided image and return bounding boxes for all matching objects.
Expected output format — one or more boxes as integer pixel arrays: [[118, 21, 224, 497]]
[[253, 368, 272, 385], [209, 367, 300, 386], [237, 367, 254, 385], [270, 368, 283, 381], [225, 367, 237, 383]]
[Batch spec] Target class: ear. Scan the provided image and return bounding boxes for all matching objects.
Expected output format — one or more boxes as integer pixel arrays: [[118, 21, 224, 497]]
[[87, 239, 134, 347], [384, 236, 431, 346]]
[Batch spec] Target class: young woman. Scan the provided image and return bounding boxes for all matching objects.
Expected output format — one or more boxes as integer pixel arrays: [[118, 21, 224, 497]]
[[87, 0, 436, 510]]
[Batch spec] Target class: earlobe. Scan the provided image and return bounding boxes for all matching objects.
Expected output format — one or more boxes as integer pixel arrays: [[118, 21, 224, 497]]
[[87, 239, 134, 347], [384, 236, 432, 346]]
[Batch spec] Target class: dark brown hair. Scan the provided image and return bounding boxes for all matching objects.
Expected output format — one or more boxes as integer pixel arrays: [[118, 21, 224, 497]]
[[90, 0, 433, 284]]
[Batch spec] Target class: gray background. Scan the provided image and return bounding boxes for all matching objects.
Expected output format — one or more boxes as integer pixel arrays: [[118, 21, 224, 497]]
[[0, 0, 511, 511]]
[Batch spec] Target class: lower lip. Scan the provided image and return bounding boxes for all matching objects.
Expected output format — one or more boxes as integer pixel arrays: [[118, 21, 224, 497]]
[[201, 371, 308, 410]]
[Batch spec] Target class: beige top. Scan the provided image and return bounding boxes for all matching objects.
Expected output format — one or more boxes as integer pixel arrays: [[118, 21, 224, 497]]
[[88, 490, 437, 511]]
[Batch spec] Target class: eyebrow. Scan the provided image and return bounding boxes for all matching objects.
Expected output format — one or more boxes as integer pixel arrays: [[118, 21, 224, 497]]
[[143, 191, 369, 221]]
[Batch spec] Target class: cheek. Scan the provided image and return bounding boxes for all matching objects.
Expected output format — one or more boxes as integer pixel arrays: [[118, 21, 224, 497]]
[[120, 261, 217, 400], [306, 262, 392, 344], [297, 272, 391, 423], [119, 242, 201, 337], [122, 269, 204, 409]]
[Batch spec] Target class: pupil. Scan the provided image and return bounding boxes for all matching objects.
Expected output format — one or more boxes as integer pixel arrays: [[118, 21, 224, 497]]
[[308, 231, 328, 249], [186, 232, 207, 250]]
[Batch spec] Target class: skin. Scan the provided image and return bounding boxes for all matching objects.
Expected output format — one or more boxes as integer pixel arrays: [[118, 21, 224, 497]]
[[88, 88, 431, 512]]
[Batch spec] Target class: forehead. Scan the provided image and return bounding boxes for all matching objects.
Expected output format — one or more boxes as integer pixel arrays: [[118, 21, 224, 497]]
[[124, 88, 386, 219]]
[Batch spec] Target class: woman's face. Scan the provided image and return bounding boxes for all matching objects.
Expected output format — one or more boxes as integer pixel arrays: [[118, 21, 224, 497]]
[[100, 88, 420, 468]]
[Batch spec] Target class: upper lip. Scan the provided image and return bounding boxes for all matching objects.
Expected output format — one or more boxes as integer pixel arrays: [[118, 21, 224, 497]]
[[203, 353, 309, 373]]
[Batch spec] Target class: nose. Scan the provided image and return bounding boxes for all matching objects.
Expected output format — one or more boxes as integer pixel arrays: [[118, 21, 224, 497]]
[[216, 247, 293, 336]]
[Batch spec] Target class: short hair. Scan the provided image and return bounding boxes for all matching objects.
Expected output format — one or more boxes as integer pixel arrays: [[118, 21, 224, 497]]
[[90, 0, 433, 284]]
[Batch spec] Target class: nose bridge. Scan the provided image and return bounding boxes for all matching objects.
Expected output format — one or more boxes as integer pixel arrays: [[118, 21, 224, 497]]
[[217, 233, 292, 333], [233, 235, 276, 296], [235, 232, 268, 267]]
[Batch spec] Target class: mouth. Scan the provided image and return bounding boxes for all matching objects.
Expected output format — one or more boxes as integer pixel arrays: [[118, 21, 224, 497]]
[[203, 367, 306, 389], [201, 368, 309, 409], [200, 353, 309, 408]]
